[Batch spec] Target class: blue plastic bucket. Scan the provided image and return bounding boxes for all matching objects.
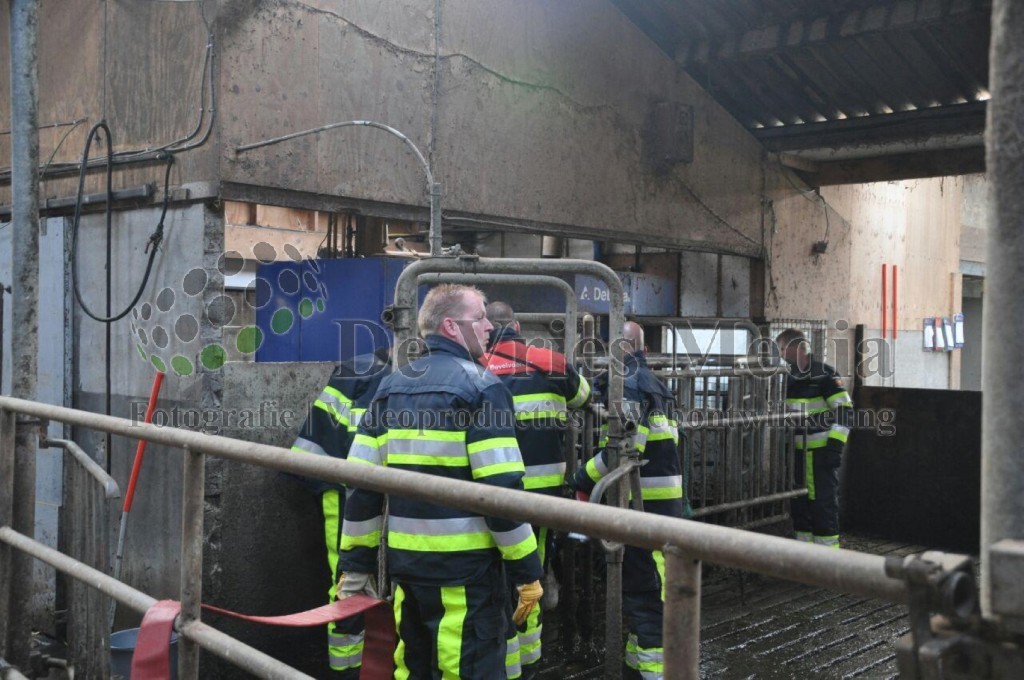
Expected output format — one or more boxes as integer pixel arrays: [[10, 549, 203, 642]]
[[110, 627, 179, 680]]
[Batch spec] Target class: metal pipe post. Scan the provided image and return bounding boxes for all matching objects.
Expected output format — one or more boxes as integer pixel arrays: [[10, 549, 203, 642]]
[[179, 447, 205, 678], [7, 0, 40, 667], [429, 182, 442, 257], [983, 0, 1024, 623], [0, 410, 14, 657], [662, 546, 701, 680]]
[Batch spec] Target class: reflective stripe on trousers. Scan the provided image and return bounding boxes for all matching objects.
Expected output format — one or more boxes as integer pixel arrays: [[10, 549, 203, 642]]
[[324, 490, 364, 672]]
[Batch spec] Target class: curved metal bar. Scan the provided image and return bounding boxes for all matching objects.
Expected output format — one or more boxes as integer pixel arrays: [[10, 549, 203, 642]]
[[44, 438, 120, 499], [235, 120, 441, 256]]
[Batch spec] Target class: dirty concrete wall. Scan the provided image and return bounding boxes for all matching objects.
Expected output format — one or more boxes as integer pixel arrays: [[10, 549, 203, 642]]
[[0, 217, 71, 632], [217, 0, 765, 256], [767, 171, 965, 389], [210, 361, 335, 678], [0, 0, 218, 206], [72, 202, 225, 630]]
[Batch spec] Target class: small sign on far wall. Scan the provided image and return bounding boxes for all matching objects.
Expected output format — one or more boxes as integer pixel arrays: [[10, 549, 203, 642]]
[[924, 315, 965, 351], [923, 317, 935, 350], [954, 313, 965, 348]]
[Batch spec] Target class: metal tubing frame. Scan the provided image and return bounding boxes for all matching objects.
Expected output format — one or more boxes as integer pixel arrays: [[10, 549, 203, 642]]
[[0, 527, 312, 680], [689, 488, 807, 518], [7, 0, 41, 667], [0, 396, 910, 604], [394, 255, 629, 677], [43, 438, 120, 499], [983, 0, 1024, 625]]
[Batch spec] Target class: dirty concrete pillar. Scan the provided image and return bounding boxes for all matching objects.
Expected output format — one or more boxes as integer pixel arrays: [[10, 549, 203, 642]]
[[5, 0, 41, 668], [982, 0, 1024, 622]]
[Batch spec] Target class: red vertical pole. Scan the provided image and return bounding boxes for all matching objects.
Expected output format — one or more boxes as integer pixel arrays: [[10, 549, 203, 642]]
[[892, 265, 898, 339], [882, 264, 888, 339], [123, 371, 165, 512]]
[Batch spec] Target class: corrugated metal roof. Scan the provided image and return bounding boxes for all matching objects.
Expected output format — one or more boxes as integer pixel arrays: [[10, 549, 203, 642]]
[[611, 0, 990, 182]]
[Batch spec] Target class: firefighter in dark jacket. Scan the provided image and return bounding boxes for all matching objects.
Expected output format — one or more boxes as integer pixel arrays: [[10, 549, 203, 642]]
[[291, 348, 391, 676], [338, 284, 543, 679], [481, 301, 591, 679], [573, 321, 683, 680], [776, 328, 854, 549]]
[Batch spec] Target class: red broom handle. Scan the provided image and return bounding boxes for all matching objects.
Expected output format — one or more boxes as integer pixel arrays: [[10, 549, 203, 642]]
[[123, 371, 165, 513]]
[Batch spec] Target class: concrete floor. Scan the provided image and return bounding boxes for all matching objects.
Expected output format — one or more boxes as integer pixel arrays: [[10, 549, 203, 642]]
[[698, 535, 921, 679], [544, 534, 928, 679]]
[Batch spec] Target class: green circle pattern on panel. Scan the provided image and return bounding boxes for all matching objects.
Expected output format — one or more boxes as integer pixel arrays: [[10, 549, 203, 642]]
[[200, 344, 226, 370], [271, 308, 294, 334], [236, 326, 263, 354], [171, 355, 194, 377]]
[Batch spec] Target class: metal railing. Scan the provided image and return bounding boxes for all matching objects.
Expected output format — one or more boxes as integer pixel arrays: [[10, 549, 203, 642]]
[[0, 394, 915, 679]]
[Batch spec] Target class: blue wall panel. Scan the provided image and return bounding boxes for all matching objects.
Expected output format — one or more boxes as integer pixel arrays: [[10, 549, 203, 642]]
[[256, 257, 411, 363]]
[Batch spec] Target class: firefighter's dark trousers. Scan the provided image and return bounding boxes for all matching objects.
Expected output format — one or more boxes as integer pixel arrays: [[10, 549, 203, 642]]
[[792, 445, 841, 548], [393, 563, 512, 679]]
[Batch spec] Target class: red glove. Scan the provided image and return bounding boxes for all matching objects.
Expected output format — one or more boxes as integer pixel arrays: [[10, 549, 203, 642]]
[[575, 490, 591, 503]]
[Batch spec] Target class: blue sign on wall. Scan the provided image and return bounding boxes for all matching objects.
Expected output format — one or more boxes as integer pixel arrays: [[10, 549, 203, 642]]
[[574, 272, 675, 316]]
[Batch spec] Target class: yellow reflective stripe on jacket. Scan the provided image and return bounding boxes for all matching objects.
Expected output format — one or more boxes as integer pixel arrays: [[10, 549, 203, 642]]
[[387, 431, 468, 467], [786, 396, 830, 415], [829, 425, 850, 443], [349, 407, 367, 433], [388, 516, 494, 552], [523, 463, 565, 490], [513, 392, 568, 418], [491, 523, 538, 561], [568, 375, 591, 409], [340, 515, 383, 550], [794, 431, 831, 449], [516, 410, 567, 422], [633, 425, 649, 454], [316, 386, 353, 427], [348, 433, 385, 466], [827, 391, 853, 408], [647, 415, 679, 444], [639, 475, 684, 501], [585, 454, 610, 482], [291, 438, 329, 457], [467, 437, 524, 479]]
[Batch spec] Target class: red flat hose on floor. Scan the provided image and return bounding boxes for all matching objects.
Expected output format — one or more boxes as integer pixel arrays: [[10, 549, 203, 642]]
[[131, 596, 395, 679]]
